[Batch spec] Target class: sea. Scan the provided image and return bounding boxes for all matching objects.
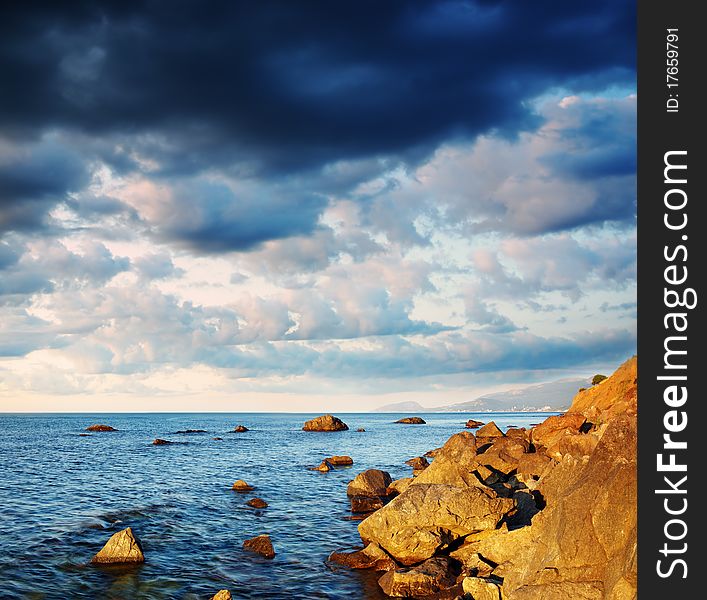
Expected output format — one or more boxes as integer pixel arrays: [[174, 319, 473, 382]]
[[0, 412, 553, 599]]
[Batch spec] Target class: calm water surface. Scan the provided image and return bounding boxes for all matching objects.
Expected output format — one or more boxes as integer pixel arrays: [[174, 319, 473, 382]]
[[0, 412, 551, 599]]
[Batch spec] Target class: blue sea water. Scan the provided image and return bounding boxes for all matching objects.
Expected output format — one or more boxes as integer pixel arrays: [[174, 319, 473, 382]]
[[0, 412, 552, 599]]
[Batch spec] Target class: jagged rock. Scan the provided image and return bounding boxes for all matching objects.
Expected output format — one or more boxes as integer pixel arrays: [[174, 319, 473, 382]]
[[405, 456, 429, 473], [505, 427, 530, 443], [461, 577, 502, 600], [568, 356, 637, 421], [310, 460, 333, 472], [350, 495, 386, 513], [302, 414, 349, 431], [394, 416, 426, 424], [449, 547, 494, 577], [358, 483, 515, 565], [91, 527, 145, 564], [247, 497, 268, 508], [424, 447, 441, 458], [86, 424, 116, 432], [378, 557, 457, 597], [387, 477, 413, 497], [211, 591, 232, 600], [152, 438, 173, 445], [477, 436, 529, 475], [530, 413, 586, 453], [328, 542, 397, 571], [326, 455, 354, 466], [411, 432, 481, 488], [234, 425, 249, 432], [465, 419, 485, 429], [516, 452, 553, 478], [347, 469, 392, 497], [475, 414, 637, 600], [475, 422, 505, 443], [243, 534, 275, 559], [232, 480, 254, 492]]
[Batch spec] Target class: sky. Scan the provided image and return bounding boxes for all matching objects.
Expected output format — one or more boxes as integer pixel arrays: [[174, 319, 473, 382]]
[[0, 1, 637, 412]]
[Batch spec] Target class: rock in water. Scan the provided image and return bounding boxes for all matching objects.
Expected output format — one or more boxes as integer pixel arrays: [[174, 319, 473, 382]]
[[247, 497, 268, 508], [302, 414, 349, 431], [347, 469, 392, 497], [326, 455, 354, 466], [243, 534, 275, 559], [328, 542, 397, 571], [405, 456, 429, 472], [232, 480, 254, 492], [350, 496, 385, 513], [394, 416, 426, 424], [152, 438, 173, 445], [234, 425, 249, 432], [310, 460, 333, 472], [211, 591, 232, 600], [85, 424, 116, 432], [358, 484, 515, 565], [356, 428, 366, 432], [378, 557, 457, 597], [91, 527, 145, 564], [465, 419, 485, 429]]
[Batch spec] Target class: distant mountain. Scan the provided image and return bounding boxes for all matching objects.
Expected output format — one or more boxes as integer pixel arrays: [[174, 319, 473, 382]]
[[373, 377, 591, 413], [373, 400, 427, 413]]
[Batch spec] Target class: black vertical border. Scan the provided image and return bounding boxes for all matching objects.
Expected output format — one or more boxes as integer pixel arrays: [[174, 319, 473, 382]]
[[638, 1, 703, 595]]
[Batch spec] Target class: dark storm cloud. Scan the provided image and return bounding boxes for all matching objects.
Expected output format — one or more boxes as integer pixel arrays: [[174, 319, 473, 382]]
[[1, 0, 635, 173]]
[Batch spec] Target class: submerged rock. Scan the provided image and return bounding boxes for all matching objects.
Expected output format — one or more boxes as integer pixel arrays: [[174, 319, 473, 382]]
[[378, 557, 457, 597], [213, 437, 223, 441], [174, 429, 207, 434], [85, 424, 116, 432], [152, 438, 173, 445], [356, 428, 366, 432], [211, 591, 232, 600], [91, 527, 145, 564], [232, 480, 255, 492], [234, 425, 249, 432], [243, 534, 275, 559], [394, 416, 426, 424], [302, 414, 349, 432], [247, 497, 268, 508]]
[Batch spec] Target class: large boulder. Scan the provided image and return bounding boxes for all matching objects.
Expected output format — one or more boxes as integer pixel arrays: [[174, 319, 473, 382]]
[[477, 436, 530, 475], [530, 413, 586, 453], [347, 469, 392, 497], [378, 557, 458, 597], [243, 534, 275, 559], [358, 483, 515, 565], [91, 527, 145, 564], [411, 431, 481, 488], [475, 421, 504, 439], [386, 477, 414, 497], [302, 414, 349, 431], [568, 356, 637, 421]]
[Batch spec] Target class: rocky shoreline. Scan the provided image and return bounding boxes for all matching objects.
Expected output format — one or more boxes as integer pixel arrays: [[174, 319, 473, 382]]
[[87, 356, 636, 599], [331, 356, 637, 599]]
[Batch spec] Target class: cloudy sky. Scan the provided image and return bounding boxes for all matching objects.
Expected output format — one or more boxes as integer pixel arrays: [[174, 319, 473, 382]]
[[0, 1, 636, 412]]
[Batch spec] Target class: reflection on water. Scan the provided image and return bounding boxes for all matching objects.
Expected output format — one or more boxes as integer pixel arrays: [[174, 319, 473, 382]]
[[0, 412, 551, 599]]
